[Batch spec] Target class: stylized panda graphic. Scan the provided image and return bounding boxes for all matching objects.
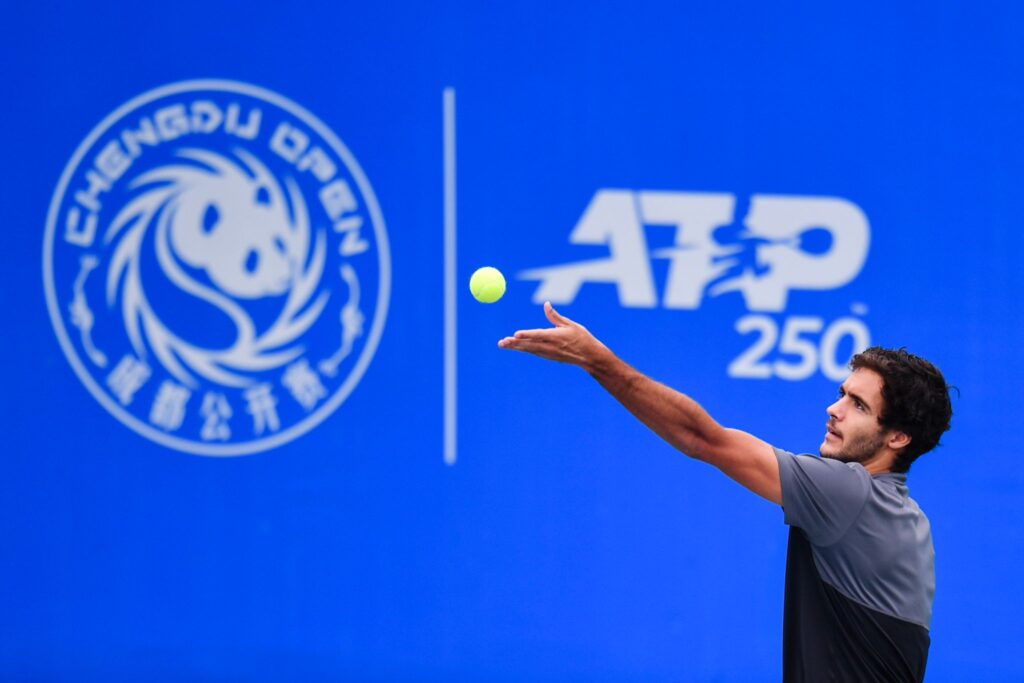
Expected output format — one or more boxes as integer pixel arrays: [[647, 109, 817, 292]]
[[106, 148, 327, 388]]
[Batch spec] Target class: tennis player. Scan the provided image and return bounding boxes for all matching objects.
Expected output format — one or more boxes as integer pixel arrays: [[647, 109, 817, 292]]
[[499, 302, 953, 683]]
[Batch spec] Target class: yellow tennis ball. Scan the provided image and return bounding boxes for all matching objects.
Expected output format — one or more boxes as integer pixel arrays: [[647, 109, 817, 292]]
[[469, 266, 506, 303]]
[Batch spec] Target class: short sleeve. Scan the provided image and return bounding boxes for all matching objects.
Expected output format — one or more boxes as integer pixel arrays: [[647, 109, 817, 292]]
[[774, 447, 871, 547]]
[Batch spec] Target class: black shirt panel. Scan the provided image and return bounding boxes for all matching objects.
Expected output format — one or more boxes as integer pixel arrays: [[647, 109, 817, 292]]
[[783, 528, 930, 683]]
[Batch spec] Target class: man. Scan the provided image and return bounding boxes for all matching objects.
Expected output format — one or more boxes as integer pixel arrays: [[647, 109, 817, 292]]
[[499, 302, 953, 683]]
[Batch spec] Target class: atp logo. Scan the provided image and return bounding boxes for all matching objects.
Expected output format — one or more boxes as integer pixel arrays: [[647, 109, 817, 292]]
[[521, 190, 872, 381], [43, 80, 390, 455]]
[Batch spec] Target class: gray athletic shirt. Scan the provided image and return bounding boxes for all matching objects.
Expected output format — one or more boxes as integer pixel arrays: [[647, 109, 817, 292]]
[[775, 447, 935, 628], [776, 448, 935, 682]]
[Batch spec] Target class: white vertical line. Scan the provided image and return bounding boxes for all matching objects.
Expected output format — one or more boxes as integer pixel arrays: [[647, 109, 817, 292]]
[[443, 87, 457, 466]]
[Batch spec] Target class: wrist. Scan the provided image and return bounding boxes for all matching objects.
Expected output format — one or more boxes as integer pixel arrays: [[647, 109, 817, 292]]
[[583, 343, 619, 377]]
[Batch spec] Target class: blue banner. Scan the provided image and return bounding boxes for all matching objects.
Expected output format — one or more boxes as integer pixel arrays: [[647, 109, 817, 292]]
[[1, 2, 1020, 680]]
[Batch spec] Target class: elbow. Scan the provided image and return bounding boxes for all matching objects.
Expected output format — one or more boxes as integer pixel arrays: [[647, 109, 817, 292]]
[[681, 424, 731, 464]]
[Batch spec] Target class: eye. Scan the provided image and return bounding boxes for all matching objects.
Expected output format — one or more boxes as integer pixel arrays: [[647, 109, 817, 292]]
[[255, 186, 271, 205], [244, 249, 259, 274], [274, 237, 287, 254], [202, 204, 220, 234]]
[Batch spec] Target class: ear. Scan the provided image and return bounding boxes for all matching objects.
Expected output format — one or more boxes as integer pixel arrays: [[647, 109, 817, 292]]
[[887, 430, 911, 451]]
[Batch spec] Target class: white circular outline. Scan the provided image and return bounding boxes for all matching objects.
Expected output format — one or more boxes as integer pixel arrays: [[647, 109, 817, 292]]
[[43, 79, 392, 456]]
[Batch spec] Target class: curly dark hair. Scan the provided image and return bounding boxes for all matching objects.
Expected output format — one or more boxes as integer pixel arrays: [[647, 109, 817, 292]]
[[849, 347, 953, 473]]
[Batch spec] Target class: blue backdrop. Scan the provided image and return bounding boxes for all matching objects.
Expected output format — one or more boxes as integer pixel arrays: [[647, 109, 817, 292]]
[[2, 2, 1021, 680]]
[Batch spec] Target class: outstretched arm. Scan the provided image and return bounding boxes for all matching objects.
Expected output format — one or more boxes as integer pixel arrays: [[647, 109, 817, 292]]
[[499, 302, 782, 505]]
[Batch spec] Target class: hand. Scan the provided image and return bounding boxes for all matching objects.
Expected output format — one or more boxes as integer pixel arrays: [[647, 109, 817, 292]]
[[498, 302, 609, 368]]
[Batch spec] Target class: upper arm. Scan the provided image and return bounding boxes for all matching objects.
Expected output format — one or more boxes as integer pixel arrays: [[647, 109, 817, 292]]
[[699, 427, 782, 505]]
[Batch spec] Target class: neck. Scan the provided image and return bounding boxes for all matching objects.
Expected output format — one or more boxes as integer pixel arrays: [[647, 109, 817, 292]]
[[862, 450, 898, 475]]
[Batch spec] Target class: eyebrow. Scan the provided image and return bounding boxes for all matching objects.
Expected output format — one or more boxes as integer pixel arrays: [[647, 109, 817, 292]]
[[840, 386, 873, 414]]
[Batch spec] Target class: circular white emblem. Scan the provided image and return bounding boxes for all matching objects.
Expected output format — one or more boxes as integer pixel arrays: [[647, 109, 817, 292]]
[[44, 80, 391, 455]]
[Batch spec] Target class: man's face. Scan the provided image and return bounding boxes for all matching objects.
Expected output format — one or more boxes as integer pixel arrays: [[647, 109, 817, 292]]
[[820, 368, 888, 464]]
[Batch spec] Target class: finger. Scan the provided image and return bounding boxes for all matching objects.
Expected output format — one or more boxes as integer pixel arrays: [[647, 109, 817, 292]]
[[499, 335, 545, 348], [544, 301, 570, 327], [500, 340, 553, 358], [503, 328, 553, 340], [497, 336, 531, 351]]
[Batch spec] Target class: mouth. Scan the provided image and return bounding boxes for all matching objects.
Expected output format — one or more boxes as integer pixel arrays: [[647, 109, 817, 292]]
[[825, 423, 842, 442]]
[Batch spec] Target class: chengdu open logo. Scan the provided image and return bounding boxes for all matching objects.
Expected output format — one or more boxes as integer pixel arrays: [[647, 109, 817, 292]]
[[44, 80, 391, 455]]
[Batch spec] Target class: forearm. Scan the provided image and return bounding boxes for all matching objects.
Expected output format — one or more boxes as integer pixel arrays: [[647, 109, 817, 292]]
[[583, 347, 726, 461]]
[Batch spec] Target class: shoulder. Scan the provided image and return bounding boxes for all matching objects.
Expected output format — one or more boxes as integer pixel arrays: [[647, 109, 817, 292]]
[[774, 448, 873, 546]]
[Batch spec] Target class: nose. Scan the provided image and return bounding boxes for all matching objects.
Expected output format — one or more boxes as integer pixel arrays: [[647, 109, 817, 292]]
[[827, 397, 843, 420]]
